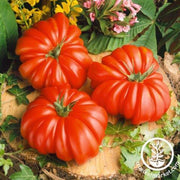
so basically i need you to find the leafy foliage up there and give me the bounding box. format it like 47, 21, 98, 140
9, 164, 37, 180
7, 85, 34, 105
105, 121, 134, 135
133, 0, 156, 19
103, 102, 180, 175
0, 143, 13, 175
36, 154, 67, 168
161, 150, 180, 180
0, 73, 18, 86
81, 13, 153, 54
156, 1, 180, 54
0, 115, 21, 142
0, 0, 18, 72
158, 1, 180, 31
144, 169, 160, 180
119, 146, 141, 174
81, 0, 158, 55
155, 103, 180, 136
172, 52, 180, 65
104, 121, 145, 173
81, 0, 179, 57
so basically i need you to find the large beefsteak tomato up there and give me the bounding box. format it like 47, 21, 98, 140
16, 13, 92, 89
21, 85, 108, 164
88, 45, 171, 125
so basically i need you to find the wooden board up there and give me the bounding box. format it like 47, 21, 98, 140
1, 52, 178, 179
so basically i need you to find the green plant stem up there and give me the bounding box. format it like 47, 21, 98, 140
7, 60, 15, 75
16, 0, 30, 29
5, 148, 24, 156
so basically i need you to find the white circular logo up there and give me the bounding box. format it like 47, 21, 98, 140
141, 138, 174, 171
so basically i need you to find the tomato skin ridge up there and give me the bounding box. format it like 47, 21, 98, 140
88, 45, 171, 125
16, 13, 92, 89
21, 86, 108, 164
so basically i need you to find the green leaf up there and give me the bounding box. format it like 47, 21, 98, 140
158, 1, 180, 31
120, 146, 141, 173
36, 154, 67, 168
157, 18, 180, 54
140, 123, 158, 140
0, 144, 5, 156
10, 164, 37, 180
0, 115, 21, 142
156, 113, 169, 125
133, 24, 157, 59
154, 128, 165, 138
129, 127, 140, 140
101, 136, 111, 147
123, 140, 144, 153
3, 158, 13, 175
163, 121, 175, 136
0, 20, 7, 72
173, 102, 180, 115
172, 116, 180, 131
157, 29, 179, 51
6, 74, 18, 86
0, 73, 8, 84
7, 85, 34, 105
0, 73, 18, 85
0, 0, 18, 51
0, 157, 13, 175
169, 33, 180, 54
105, 122, 134, 135
119, 157, 133, 174
144, 169, 160, 180
178, 175, 180, 180
80, 25, 91, 32
112, 137, 122, 147
81, 14, 152, 54
88, 31, 96, 43
133, 0, 156, 19
0, 0, 18, 71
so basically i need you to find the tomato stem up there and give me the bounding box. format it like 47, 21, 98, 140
128, 65, 154, 82
54, 95, 76, 117
46, 40, 64, 60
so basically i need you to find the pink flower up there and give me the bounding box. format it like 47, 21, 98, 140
113, 24, 123, 33
132, 3, 141, 12
117, 12, 126, 21
83, 0, 91, 8
129, 6, 137, 17
123, 25, 130, 32
123, 0, 132, 7
110, 12, 125, 21
130, 16, 139, 25
90, 12, 96, 22
114, 0, 122, 7
94, 0, 105, 9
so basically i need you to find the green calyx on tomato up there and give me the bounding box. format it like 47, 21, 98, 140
54, 95, 76, 117
15, 13, 92, 89
128, 65, 154, 82
88, 45, 171, 125
21, 86, 108, 164
46, 40, 64, 60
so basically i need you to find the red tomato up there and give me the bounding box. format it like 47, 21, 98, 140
16, 13, 92, 89
21, 85, 108, 164
88, 45, 171, 125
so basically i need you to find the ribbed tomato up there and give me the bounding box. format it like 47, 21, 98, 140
88, 45, 171, 125
21, 85, 108, 164
16, 13, 92, 89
